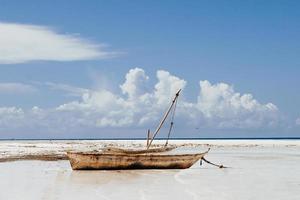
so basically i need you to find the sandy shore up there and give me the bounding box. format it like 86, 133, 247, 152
0, 140, 299, 200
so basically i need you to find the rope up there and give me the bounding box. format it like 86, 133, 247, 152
165, 97, 178, 147
200, 157, 227, 168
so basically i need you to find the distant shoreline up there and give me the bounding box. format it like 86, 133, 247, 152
1, 137, 300, 141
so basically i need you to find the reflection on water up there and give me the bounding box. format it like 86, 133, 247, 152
68, 170, 142, 186
43, 167, 186, 200
67, 168, 186, 185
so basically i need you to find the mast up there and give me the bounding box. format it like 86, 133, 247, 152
146, 89, 181, 149
146, 129, 150, 147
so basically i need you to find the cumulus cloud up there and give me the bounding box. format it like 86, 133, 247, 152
120, 68, 149, 99
0, 82, 37, 94
0, 22, 117, 64
56, 68, 187, 127
0, 68, 281, 137
54, 71, 279, 130
195, 80, 278, 129
154, 70, 186, 105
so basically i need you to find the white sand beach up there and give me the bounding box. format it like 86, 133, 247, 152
0, 140, 299, 200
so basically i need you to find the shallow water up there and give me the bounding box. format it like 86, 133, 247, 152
0, 146, 299, 200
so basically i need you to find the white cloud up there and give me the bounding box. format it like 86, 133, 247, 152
0, 22, 117, 64
0, 82, 36, 94
195, 80, 278, 129
50, 69, 187, 128
0, 68, 282, 136
57, 89, 124, 113
154, 70, 186, 105
43, 69, 279, 130
120, 68, 149, 99
0, 107, 24, 116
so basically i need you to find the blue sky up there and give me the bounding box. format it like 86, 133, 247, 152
0, 0, 299, 138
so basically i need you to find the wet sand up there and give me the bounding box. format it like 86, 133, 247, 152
0, 141, 299, 200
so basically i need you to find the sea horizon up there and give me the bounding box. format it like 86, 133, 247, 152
1, 136, 300, 141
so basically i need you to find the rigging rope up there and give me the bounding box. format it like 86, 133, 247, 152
200, 157, 227, 168
165, 97, 178, 147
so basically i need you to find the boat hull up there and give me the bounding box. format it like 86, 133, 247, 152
67, 152, 206, 170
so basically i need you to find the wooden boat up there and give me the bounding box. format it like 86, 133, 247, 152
67, 89, 208, 170
67, 151, 208, 170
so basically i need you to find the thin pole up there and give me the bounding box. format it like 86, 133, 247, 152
146, 129, 150, 146
147, 89, 181, 149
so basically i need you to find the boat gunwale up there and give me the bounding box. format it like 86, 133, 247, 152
66, 151, 208, 157
101, 146, 176, 154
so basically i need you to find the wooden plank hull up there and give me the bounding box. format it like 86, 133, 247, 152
67, 151, 206, 170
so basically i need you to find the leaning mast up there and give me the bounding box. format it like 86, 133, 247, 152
146, 89, 181, 149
